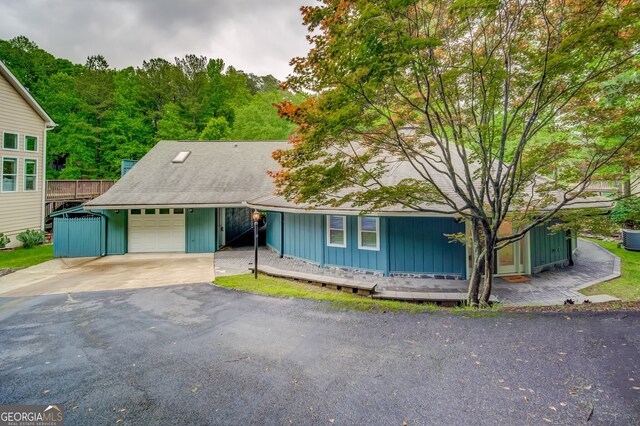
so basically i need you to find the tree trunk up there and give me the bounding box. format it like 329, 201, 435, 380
466, 220, 484, 307
622, 166, 631, 197
480, 236, 495, 306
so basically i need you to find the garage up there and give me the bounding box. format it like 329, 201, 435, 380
128, 208, 185, 253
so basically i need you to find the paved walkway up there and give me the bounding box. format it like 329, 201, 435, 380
213, 239, 620, 306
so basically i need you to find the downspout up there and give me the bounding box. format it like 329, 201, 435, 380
41, 124, 48, 232
42, 122, 55, 233
88, 210, 108, 257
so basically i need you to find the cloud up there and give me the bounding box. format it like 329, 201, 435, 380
0, 0, 312, 79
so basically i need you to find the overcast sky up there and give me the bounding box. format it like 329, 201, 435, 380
0, 0, 313, 80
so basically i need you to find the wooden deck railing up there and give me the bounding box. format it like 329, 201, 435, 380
46, 180, 115, 202
585, 180, 622, 194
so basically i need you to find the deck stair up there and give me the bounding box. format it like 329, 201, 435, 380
254, 264, 499, 304
255, 265, 377, 296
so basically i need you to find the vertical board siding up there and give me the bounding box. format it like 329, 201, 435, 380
266, 211, 282, 254
388, 217, 466, 277
186, 208, 216, 253
530, 223, 569, 269
120, 159, 138, 176
53, 217, 101, 258
282, 212, 323, 264
324, 216, 388, 274
102, 210, 127, 254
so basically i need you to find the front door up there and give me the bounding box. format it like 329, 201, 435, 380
496, 221, 525, 275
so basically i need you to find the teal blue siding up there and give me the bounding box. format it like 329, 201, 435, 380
266, 211, 282, 254
530, 223, 569, 270
324, 216, 388, 274
283, 213, 323, 264
271, 213, 466, 277
53, 217, 102, 258
102, 210, 127, 254
186, 208, 216, 253
121, 159, 138, 176
388, 217, 466, 278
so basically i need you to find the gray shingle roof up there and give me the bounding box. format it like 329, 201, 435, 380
247, 146, 613, 214
85, 140, 288, 208
86, 139, 612, 214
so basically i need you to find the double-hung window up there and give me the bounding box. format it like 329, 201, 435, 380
3, 132, 18, 150
2, 158, 18, 192
327, 215, 346, 248
358, 216, 380, 251
25, 136, 38, 151
24, 159, 37, 191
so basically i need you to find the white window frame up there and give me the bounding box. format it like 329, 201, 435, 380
1, 157, 18, 193
23, 158, 37, 191
327, 215, 347, 248
2, 131, 19, 151
358, 216, 380, 251
24, 135, 38, 152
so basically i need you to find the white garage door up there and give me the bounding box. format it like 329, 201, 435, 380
129, 208, 185, 253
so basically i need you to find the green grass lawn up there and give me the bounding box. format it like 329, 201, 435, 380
579, 239, 640, 301
214, 274, 439, 313
0, 244, 54, 269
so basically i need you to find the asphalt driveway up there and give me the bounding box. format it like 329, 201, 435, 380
0, 254, 214, 297
0, 285, 638, 425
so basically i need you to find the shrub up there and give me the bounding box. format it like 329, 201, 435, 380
16, 229, 46, 249
610, 196, 640, 230
0, 233, 10, 249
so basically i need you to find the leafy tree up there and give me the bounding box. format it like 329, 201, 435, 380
138, 58, 181, 131
275, 0, 640, 306
157, 102, 198, 140
74, 55, 115, 175
229, 91, 304, 140
175, 54, 210, 130
102, 67, 155, 176
611, 196, 640, 230
199, 116, 231, 140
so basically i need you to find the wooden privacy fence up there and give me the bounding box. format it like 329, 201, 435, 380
53, 217, 102, 258
46, 180, 115, 201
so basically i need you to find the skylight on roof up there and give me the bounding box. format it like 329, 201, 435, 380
172, 151, 191, 163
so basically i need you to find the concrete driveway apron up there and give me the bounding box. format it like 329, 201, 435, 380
0, 253, 214, 297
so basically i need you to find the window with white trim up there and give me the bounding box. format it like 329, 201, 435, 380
25, 135, 38, 151
2, 158, 18, 192
358, 216, 380, 251
327, 215, 346, 248
3, 132, 18, 150
24, 159, 37, 191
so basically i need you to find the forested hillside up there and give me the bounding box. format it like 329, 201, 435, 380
0, 36, 304, 179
